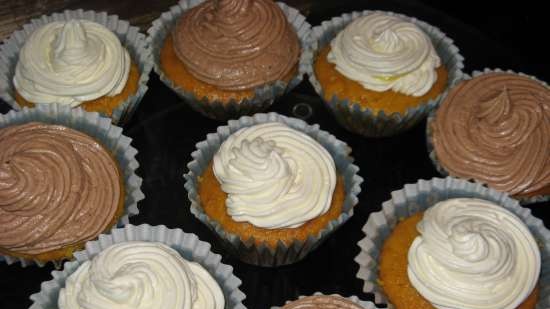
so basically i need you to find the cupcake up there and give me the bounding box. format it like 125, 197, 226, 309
148, 0, 311, 120
308, 11, 464, 137
29, 224, 246, 309
272, 294, 380, 309
355, 177, 550, 309
427, 70, 549, 203
185, 113, 362, 266
0, 10, 152, 125
0, 105, 142, 266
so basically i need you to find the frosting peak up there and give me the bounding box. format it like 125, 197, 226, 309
172, 0, 300, 90
14, 20, 130, 106
407, 198, 540, 309
213, 122, 336, 229
432, 72, 550, 196
58, 242, 224, 309
327, 13, 441, 96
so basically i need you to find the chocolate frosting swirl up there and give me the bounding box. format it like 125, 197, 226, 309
432, 72, 550, 196
0, 123, 121, 255
172, 0, 300, 90
281, 295, 366, 309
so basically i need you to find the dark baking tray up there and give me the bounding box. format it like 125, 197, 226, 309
1, 0, 548, 308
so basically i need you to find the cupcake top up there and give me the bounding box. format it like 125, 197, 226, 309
172, 0, 300, 91
0, 122, 122, 256
432, 72, 550, 196
281, 295, 366, 309
213, 122, 336, 229
407, 198, 540, 309
58, 241, 224, 309
13, 19, 130, 106
328, 12, 441, 96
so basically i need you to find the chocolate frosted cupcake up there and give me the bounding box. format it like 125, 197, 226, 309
273, 294, 379, 309
0, 105, 142, 266
0, 10, 152, 125
427, 70, 549, 202
148, 0, 311, 120
0, 123, 124, 263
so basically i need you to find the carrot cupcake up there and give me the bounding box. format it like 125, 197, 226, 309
308, 11, 464, 137
427, 69, 549, 203
0, 10, 152, 125
148, 0, 311, 120
0, 105, 143, 266
185, 113, 362, 266
30, 224, 246, 309
355, 177, 550, 309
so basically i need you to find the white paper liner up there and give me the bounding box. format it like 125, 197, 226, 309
184, 113, 363, 266
271, 292, 380, 309
307, 10, 464, 137
28, 224, 247, 309
0, 105, 144, 267
354, 177, 550, 308
426, 68, 550, 205
0, 9, 153, 125
147, 0, 312, 120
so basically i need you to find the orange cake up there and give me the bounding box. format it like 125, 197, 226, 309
16, 61, 140, 117
160, 0, 300, 104
198, 162, 345, 247
0, 123, 125, 263
315, 46, 448, 115
379, 200, 540, 309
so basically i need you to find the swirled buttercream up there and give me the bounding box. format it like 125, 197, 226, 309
407, 198, 540, 309
212, 122, 336, 229
0, 123, 121, 255
172, 0, 300, 90
281, 295, 366, 309
327, 13, 441, 96
432, 72, 550, 196
58, 242, 224, 309
13, 19, 130, 106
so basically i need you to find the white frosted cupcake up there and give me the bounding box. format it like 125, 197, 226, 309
355, 177, 550, 309
0, 10, 152, 125
185, 113, 362, 266
30, 224, 246, 309
308, 11, 464, 137
59, 242, 224, 309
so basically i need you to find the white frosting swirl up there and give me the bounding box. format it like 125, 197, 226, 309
213, 122, 336, 229
407, 198, 540, 309
328, 13, 441, 96
58, 242, 224, 309
13, 19, 130, 106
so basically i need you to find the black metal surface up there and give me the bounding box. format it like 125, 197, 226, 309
1, 1, 549, 308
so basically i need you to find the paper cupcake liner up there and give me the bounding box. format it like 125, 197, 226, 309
354, 177, 550, 308
426, 68, 550, 205
0, 9, 153, 126
271, 292, 381, 309
0, 105, 144, 267
147, 0, 312, 121
184, 112, 363, 266
307, 10, 464, 137
28, 224, 247, 309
